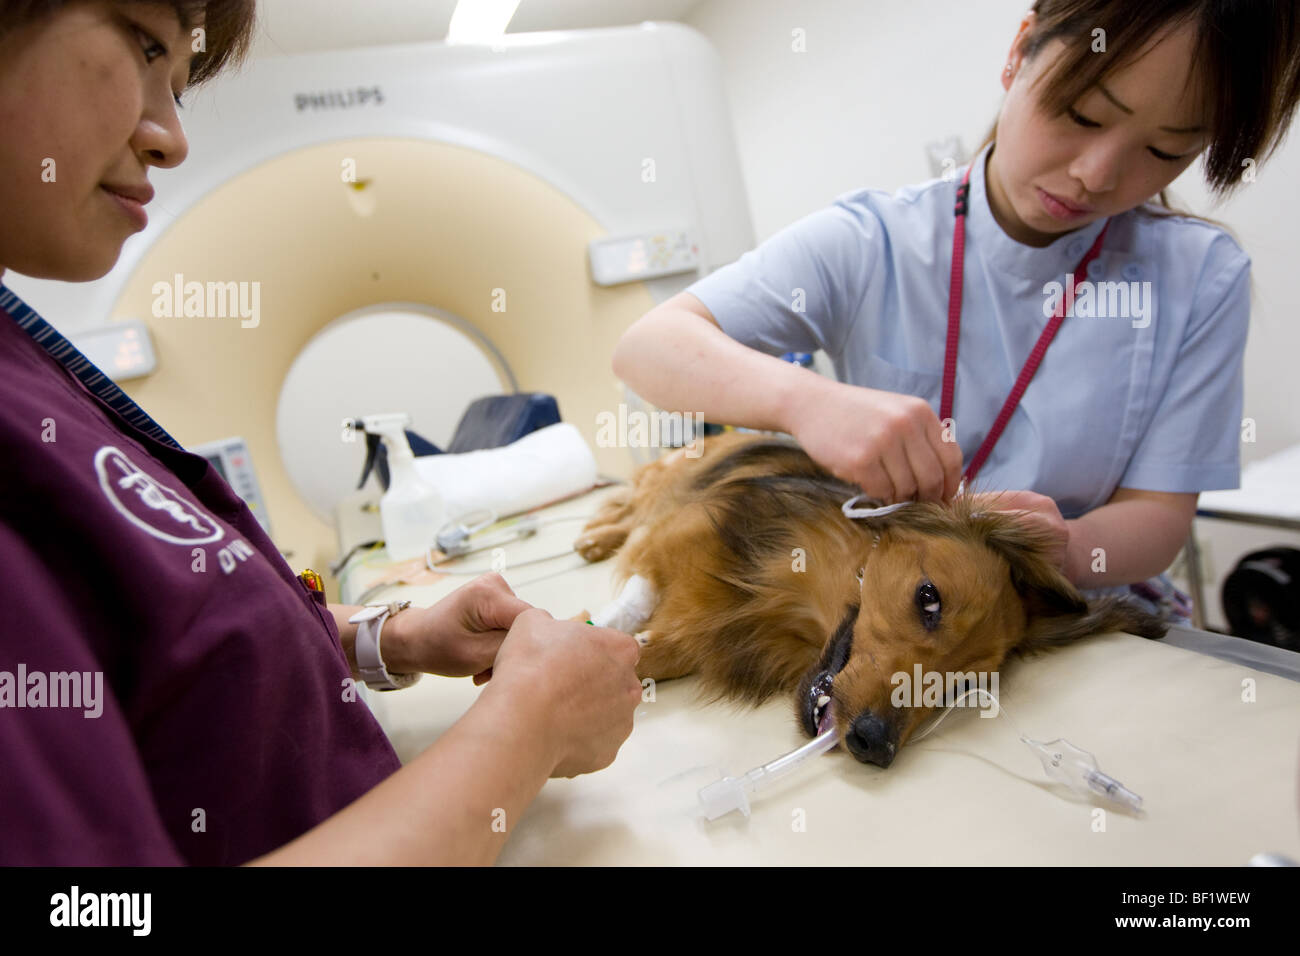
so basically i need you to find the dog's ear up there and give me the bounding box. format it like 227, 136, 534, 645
984, 514, 1170, 649
1020, 585, 1169, 649
1012, 556, 1087, 622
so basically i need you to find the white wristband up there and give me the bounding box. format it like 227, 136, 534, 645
349, 600, 419, 691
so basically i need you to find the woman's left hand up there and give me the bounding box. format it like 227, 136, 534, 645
970, 490, 1072, 576
385, 572, 535, 683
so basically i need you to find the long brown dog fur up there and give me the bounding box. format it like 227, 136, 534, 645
575, 432, 1168, 766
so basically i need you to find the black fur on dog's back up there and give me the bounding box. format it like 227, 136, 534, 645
688, 437, 862, 570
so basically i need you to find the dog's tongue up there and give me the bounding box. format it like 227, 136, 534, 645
817, 699, 837, 736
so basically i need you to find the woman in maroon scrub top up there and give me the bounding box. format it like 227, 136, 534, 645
0, 1, 641, 866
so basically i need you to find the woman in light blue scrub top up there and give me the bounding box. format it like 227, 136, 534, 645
621, 1, 1300, 625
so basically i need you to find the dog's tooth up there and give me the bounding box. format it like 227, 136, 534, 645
924, 602, 940, 613
817, 694, 830, 708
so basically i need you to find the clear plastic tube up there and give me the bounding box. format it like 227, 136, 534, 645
912, 688, 1144, 812
699, 686, 1144, 820
698, 728, 838, 821
1022, 736, 1144, 812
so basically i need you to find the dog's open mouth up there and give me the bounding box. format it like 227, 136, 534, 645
800, 604, 857, 737
810, 672, 837, 735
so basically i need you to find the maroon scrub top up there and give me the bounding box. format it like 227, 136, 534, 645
0, 285, 402, 864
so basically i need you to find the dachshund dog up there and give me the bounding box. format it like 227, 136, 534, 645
575, 432, 1167, 767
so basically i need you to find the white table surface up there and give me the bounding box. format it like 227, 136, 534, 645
1199, 442, 1300, 520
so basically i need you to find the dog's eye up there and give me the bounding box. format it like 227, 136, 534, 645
916, 579, 941, 631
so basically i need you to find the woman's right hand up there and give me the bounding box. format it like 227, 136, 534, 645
478, 608, 642, 778
788, 377, 964, 504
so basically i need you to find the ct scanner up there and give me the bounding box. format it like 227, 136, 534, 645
7, 22, 754, 584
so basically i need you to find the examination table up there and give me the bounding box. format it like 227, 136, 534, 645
336, 485, 1300, 866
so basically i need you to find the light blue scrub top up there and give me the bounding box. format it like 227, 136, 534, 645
686, 144, 1250, 608
687, 142, 1250, 520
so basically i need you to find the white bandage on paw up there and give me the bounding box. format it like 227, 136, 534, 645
591, 573, 658, 633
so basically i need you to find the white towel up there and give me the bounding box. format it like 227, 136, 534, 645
412, 422, 598, 520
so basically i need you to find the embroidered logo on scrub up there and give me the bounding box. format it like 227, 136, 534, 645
94, 445, 225, 545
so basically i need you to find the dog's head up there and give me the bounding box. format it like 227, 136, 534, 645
794, 493, 1168, 767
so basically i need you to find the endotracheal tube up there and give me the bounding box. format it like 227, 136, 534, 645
697, 687, 1143, 821
698, 728, 839, 821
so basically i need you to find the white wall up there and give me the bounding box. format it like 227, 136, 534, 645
685, 0, 1300, 627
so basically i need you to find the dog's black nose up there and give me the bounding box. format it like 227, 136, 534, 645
845, 712, 897, 767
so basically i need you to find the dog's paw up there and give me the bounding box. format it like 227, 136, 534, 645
573, 524, 631, 562
580, 489, 635, 530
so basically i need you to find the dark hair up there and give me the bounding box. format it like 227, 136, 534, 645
1, 1, 257, 88
982, 0, 1300, 200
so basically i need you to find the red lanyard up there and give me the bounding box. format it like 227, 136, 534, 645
940, 163, 1109, 484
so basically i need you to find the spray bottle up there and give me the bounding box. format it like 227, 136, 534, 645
351, 413, 445, 561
